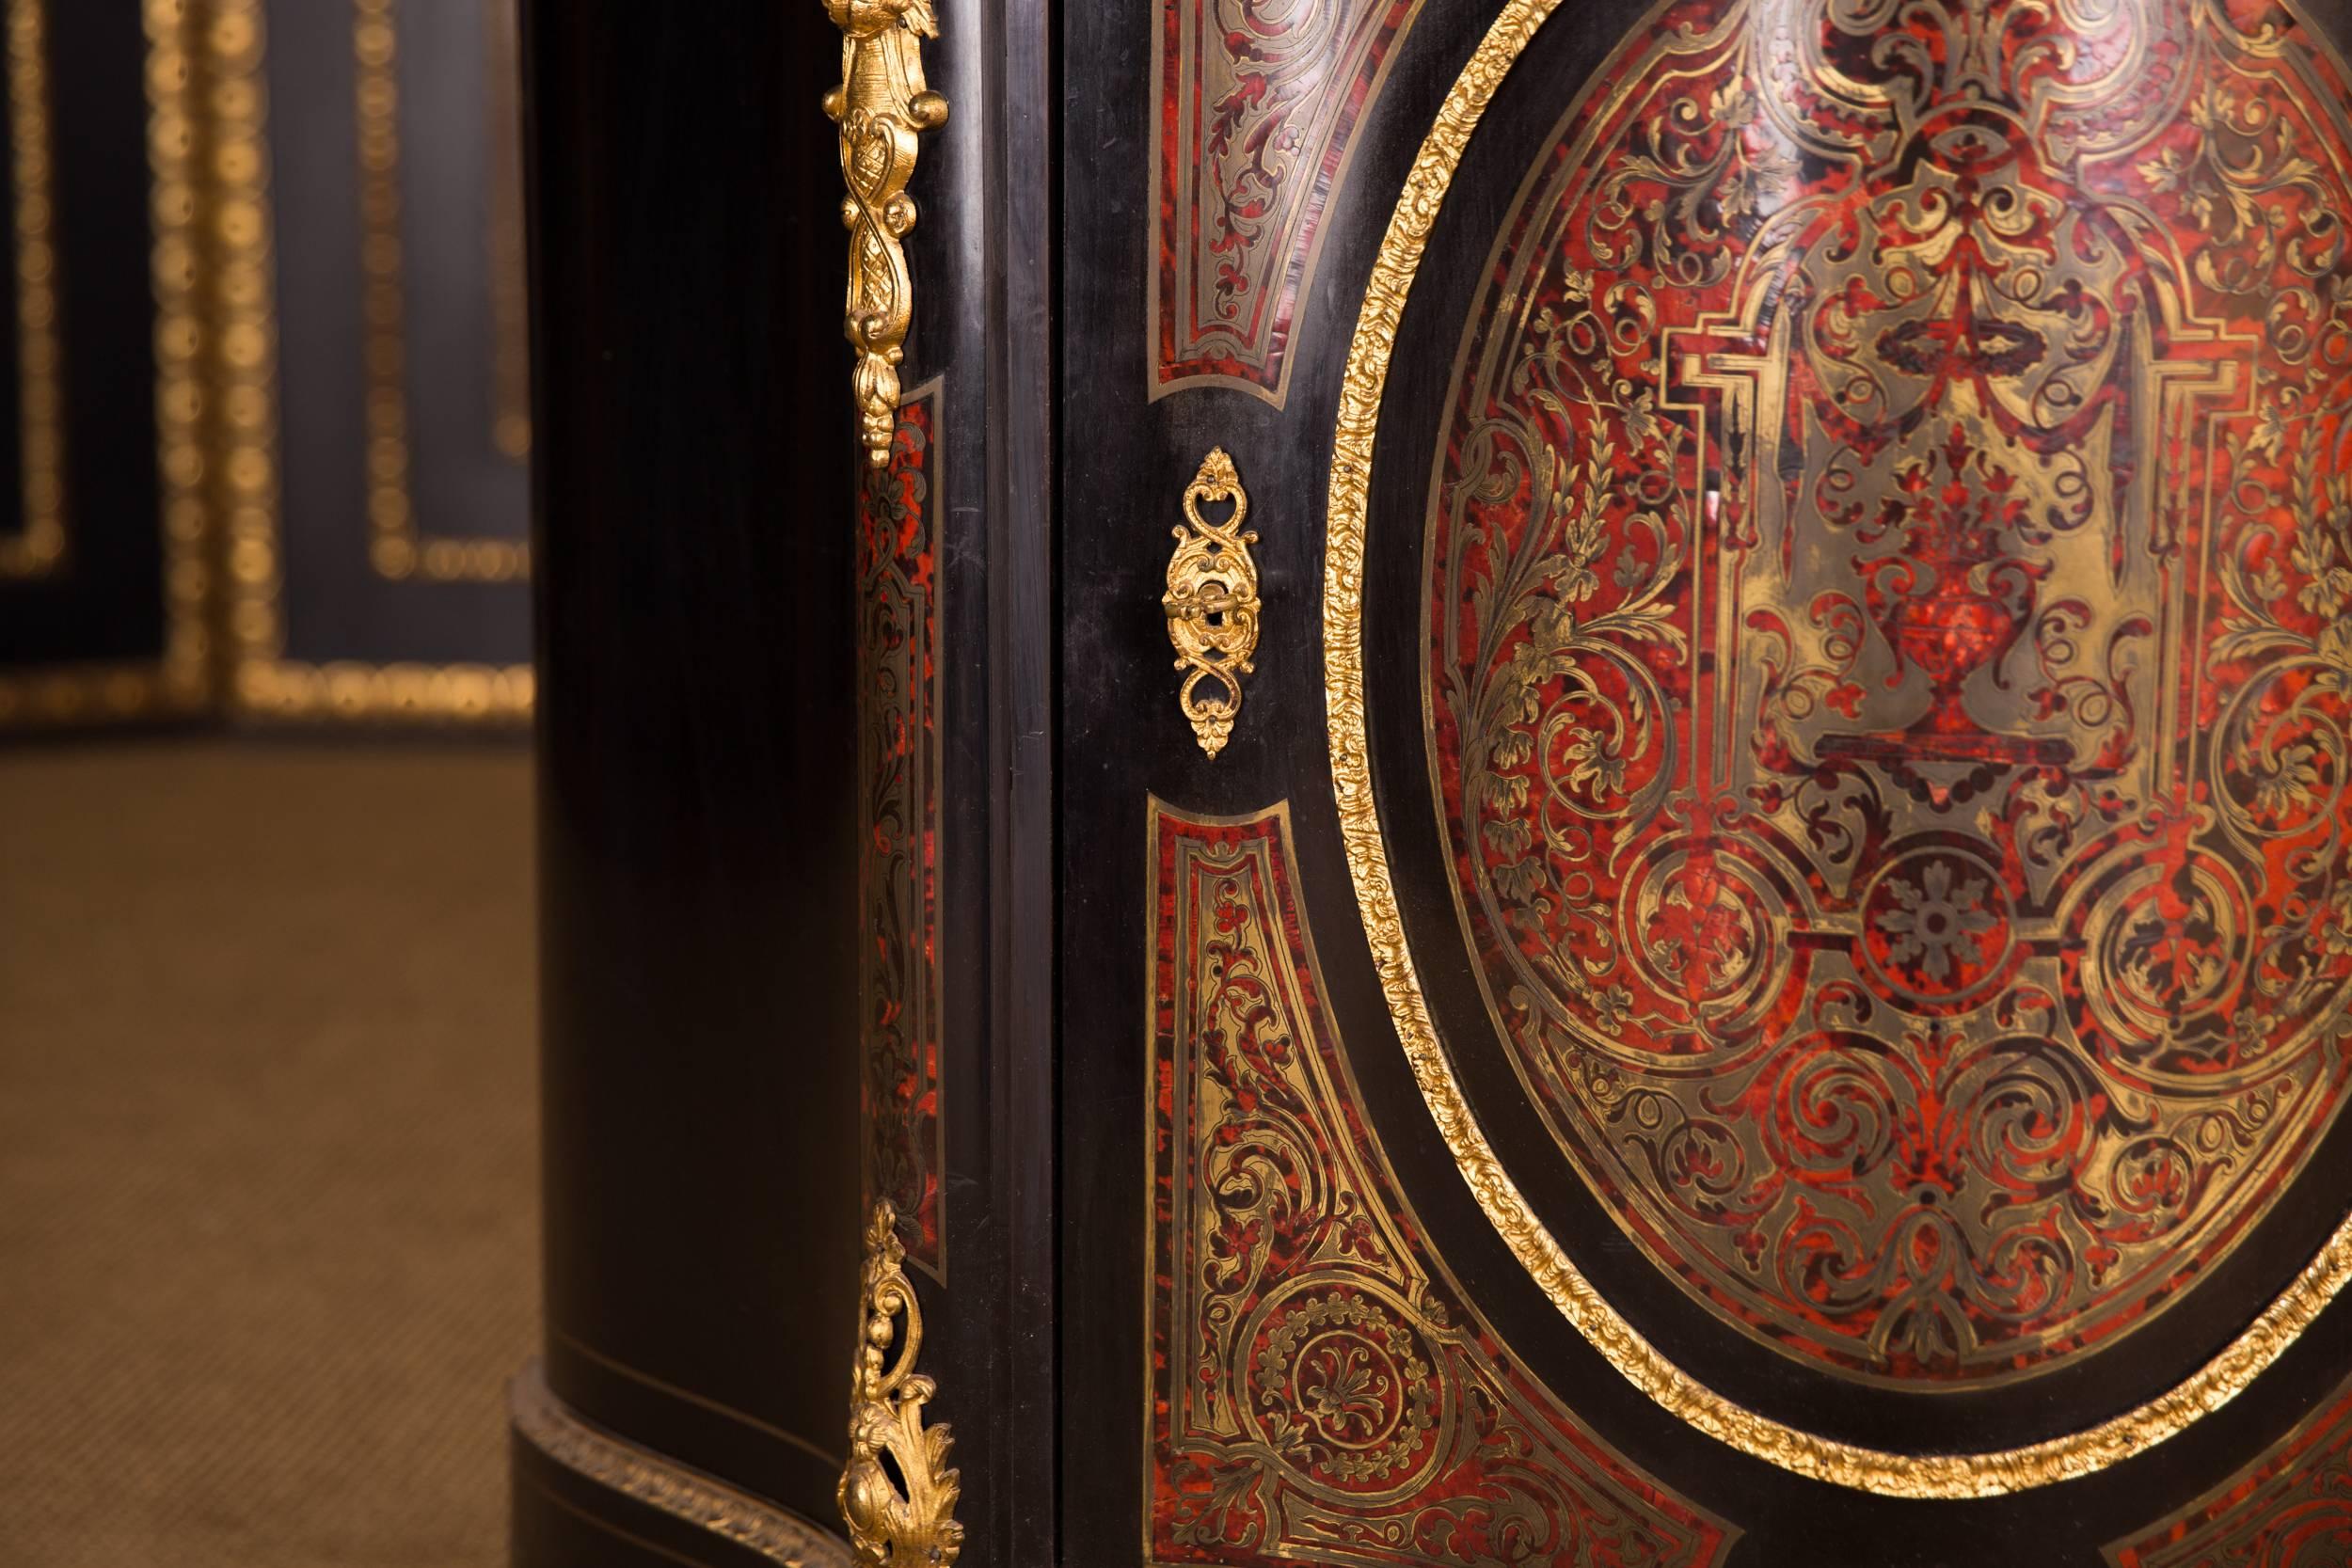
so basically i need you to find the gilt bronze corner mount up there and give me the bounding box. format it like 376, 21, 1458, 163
821, 0, 947, 467
839, 1200, 961, 1568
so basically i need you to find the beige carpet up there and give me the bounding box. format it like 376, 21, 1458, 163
0, 741, 539, 1568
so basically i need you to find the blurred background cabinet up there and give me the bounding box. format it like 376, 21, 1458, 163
241, 0, 531, 720
0, 0, 532, 732
0, 0, 201, 728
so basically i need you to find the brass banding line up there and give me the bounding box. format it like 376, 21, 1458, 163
551, 1327, 845, 1470
510, 1358, 850, 1568
1322, 0, 2352, 1498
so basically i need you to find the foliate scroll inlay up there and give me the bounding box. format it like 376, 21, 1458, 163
2107, 1374, 2352, 1566
1426, 0, 2352, 1388
859, 386, 943, 1276
1147, 800, 1737, 1568
1151, 0, 1424, 404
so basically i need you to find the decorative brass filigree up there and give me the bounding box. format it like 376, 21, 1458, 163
858, 386, 945, 1280
1149, 0, 1430, 405
1162, 448, 1261, 758
839, 1200, 961, 1568
1422, 0, 2350, 1399
1322, 0, 2352, 1500
1146, 799, 1738, 1568
822, 0, 946, 467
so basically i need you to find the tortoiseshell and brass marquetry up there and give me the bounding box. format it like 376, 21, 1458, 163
1146, 800, 1737, 1568
1429, 0, 2352, 1386
859, 379, 946, 1281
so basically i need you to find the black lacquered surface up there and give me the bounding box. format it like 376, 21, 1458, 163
523, 0, 861, 1528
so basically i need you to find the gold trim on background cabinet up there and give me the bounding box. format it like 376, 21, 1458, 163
511, 1359, 853, 1568
203, 0, 531, 722
0, 0, 65, 580
0, 0, 211, 727
352, 0, 528, 584
483, 0, 528, 462
1322, 0, 2352, 1499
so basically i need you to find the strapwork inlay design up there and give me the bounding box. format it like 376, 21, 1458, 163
1425, 0, 2352, 1386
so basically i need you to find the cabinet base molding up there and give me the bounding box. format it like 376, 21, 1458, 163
509, 1359, 850, 1568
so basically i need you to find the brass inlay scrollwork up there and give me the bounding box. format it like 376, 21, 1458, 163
822, 0, 946, 467
1162, 448, 1260, 758
1145, 799, 1738, 1568
1148, 0, 1429, 405
1322, 0, 2352, 1499
839, 1199, 961, 1568
1421, 0, 2352, 1398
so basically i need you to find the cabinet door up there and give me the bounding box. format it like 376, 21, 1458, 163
1060, 4, 2352, 1565
0, 0, 204, 730
210, 0, 532, 724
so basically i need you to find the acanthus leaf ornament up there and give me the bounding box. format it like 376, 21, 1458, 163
1163, 449, 1262, 758
821, 0, 946, 467
839, 1199, 962, 1568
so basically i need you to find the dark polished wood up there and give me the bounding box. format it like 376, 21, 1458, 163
516, 1, 1057, 1562
521, 0, 864, 1541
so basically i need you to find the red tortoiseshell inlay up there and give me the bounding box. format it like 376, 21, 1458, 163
1152, 0, 1422, 403
1424, 0, 2352, 1385
1147, 800, 1736, 1568
859, 388, 943, 1276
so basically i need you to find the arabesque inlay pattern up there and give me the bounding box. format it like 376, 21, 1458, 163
859, 386, 943, 1276
1151, 0, 1424, 404
1147, 800, 1736, 1568
1426, 0, 2352, 1387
